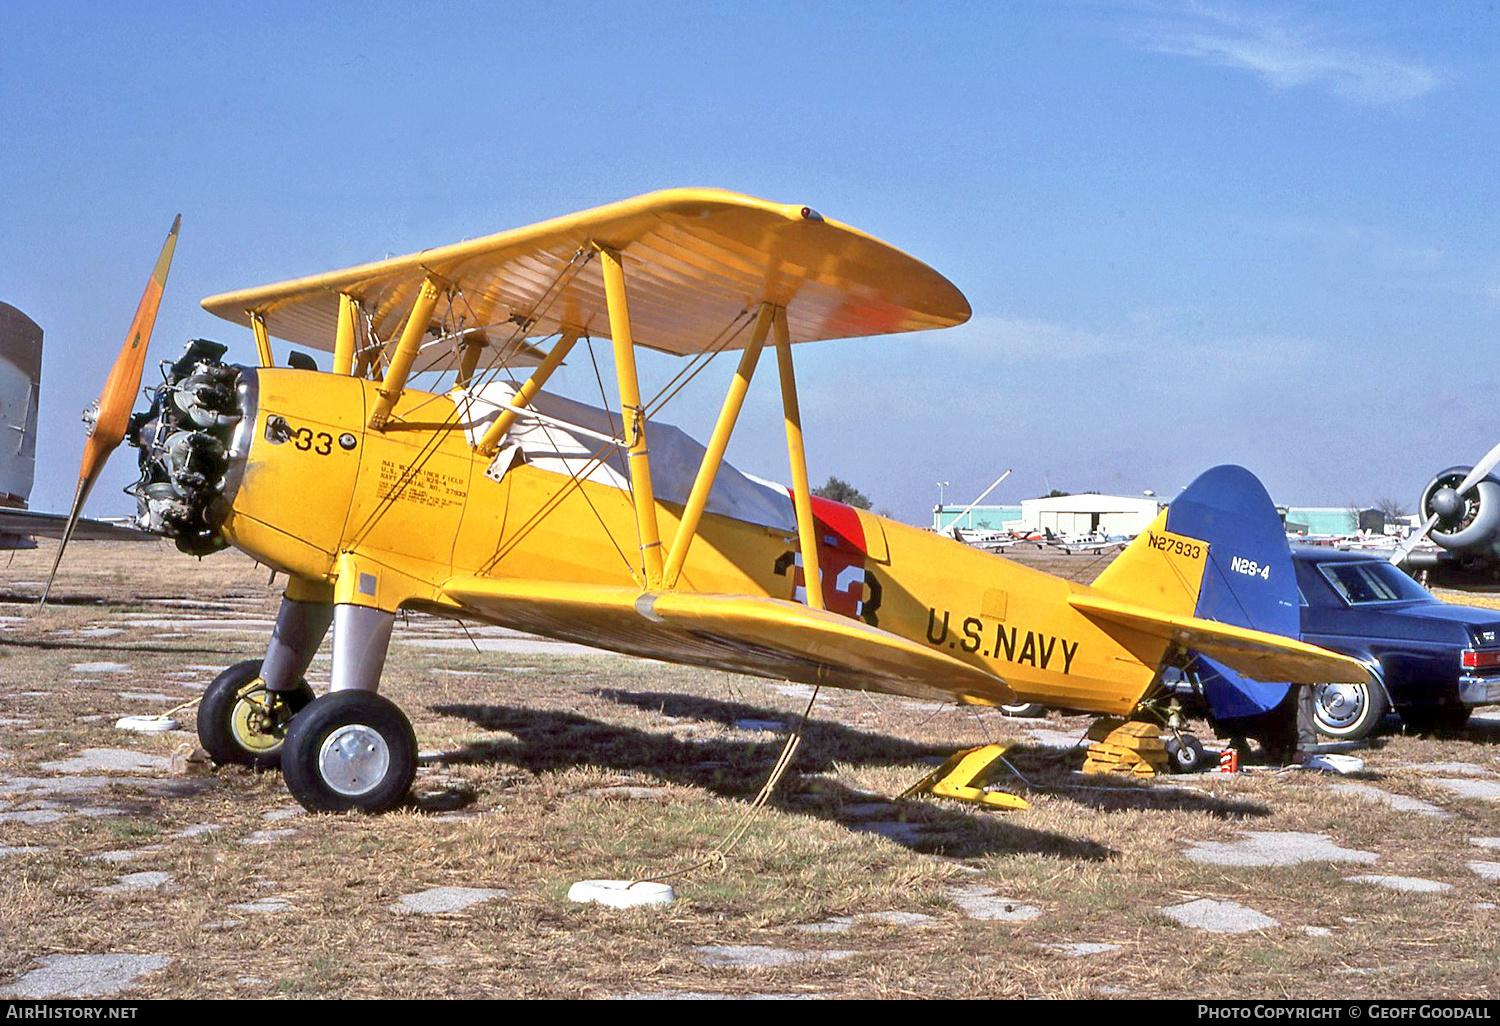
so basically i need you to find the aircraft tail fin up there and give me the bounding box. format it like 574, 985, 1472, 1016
1093, 465, 1299, 634
0, 303, 42, 549
1085, 466, 1360, 703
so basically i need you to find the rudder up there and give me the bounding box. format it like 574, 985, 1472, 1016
1090, 465, 1299, 717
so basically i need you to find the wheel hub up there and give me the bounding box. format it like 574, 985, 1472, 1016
318, 725, 391, 797
1315, 683, 1365, 729
230, 687, 289, 754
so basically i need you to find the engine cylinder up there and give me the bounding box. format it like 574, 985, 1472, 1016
127, 340, 249, 555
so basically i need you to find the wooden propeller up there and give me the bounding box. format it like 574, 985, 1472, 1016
38, 215, 180, 608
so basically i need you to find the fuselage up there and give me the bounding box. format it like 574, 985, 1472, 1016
206, 367, 1165, 716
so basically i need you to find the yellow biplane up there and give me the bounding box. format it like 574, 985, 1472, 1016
49, 189, 1371, 812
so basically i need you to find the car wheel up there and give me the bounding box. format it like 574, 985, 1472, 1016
197, 659, 315, 769
1399, 703, 1472, 734
1311, 680, 1388, 741
281, 691, 417, 813
1165, 734, 1206, 774
999, 702, 1047, 718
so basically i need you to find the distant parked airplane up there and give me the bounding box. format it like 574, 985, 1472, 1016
0, 301, 150, 549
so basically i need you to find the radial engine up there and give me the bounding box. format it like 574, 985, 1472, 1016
127, 340, 249, 555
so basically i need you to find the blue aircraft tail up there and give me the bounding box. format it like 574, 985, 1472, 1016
1162, 465, 1297, 719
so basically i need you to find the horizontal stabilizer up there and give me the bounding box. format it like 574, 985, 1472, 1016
1068, 592, 1371, 686
441, 577, 1014, 705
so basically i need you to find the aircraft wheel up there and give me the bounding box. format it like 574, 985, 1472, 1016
999, 702, 1047, 718
1311, 680, 1388, 741
1165, 734, 1206, 774
281, 691, 416, 813
197, 660, 314, 769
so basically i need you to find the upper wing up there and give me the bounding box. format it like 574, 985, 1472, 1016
440, 576, 1015, 706
1068, 592, 1372, 685
201, 189, 971, 371
0, 508, 151, 542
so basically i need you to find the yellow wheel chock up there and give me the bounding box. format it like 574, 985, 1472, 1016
898, 743, 1030, 810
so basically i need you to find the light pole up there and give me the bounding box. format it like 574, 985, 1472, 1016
936, 482, 950, 528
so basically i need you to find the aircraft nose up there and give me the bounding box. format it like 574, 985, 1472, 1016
1431, 486, 1463, 521
127, 339, 250, 555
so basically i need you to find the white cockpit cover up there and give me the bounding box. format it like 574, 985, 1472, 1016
450, 383, 798, 534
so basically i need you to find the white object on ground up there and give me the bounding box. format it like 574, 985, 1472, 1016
115, 716, 180, 733
1302, 754, 1364, 774
567, 879, 675, 908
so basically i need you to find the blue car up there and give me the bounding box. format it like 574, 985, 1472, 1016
1290, 547, 1500, 739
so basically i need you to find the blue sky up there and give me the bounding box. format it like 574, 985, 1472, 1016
2, 0, 1496, 525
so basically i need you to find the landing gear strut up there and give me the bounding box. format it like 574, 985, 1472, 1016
273, 600, 412, 813
204, 586, 418, 813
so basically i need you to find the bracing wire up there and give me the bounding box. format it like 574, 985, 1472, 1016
349, 250, 592, 544
635, 684, 821, 886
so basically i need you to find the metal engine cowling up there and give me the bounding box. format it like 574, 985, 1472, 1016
127, 340, 250, 555
1420, 465, 1500, 551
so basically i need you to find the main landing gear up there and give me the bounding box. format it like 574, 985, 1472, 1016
281, 691, 417, 813
197, 659, 314, 769
197, 592, 417, 814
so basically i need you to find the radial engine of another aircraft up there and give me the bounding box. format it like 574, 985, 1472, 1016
1420, 465, 1500, 552
127, 339, 250, 555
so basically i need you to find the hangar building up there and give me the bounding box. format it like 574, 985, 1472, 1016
934, 493, 1163, 536
933, 496, 1395, 538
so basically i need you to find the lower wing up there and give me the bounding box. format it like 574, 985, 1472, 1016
440, 577, 1016, 706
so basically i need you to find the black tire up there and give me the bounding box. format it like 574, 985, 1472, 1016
1399, 703, 1472, 734
1165, 734, 1207, 774
281, 691, 416, 813
197, 659, 315, 769
1311, 680, 1389, 741
1000, 702, 1047, 718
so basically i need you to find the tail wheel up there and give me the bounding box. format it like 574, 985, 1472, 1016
1311, 679, 1388, 741
1165, 733, 1206, 774
197, 659, 314, 769
281, 691, 416, 813
999, 702, 1047, 718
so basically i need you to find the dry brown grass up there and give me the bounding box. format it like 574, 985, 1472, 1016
0, 541, 1496, 998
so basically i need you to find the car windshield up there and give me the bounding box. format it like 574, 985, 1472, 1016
1317, 560, 1431, 605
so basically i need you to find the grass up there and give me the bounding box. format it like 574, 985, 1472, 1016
0, 541, 1496, 997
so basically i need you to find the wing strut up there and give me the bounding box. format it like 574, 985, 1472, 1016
474, 328, 582, 457
249, 312, 275, 368
774, 307, 824, 610
369, 275, 444, 429
598, 245, 665, 586
663, 304, 774, 586
333, 293, 359, 375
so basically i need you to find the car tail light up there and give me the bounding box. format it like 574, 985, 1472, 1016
1461, 649, 1500, 669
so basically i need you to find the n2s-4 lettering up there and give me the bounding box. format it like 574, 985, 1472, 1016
1230, 555, 1271, 581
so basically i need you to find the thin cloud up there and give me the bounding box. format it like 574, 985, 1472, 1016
922, 314, 1113, 360
920, 312, 1324, 370
1124, 2, 1440, 106
1250, 217, 1446, 269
